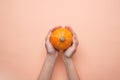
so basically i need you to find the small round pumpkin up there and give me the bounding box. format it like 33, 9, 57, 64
50, 27, 73, 50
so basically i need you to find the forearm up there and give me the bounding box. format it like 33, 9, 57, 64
38, 53, 57, 80
63, 56, 80, 80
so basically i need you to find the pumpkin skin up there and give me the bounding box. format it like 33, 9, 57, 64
50, 27, 73, 50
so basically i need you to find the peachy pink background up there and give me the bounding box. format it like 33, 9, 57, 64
0, 0, 120, 80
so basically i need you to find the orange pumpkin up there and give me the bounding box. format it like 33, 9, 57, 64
50, 27, 73, 50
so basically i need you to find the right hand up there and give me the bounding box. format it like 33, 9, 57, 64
63, 26, 79, 58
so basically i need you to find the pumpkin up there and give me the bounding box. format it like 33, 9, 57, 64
50, 27, 73, 50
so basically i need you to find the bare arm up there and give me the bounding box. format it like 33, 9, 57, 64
63, 26, 80, 80
38, 53, 57, 80
63, 56, 79, 80
38, 27, 59, 80
38, 26, 80, 80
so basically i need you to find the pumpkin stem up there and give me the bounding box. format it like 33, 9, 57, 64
60, 36, 65, 42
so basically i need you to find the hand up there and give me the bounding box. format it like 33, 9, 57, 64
45, 27, 61, 55
63, 26, 79, 58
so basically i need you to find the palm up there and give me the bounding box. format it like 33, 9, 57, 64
45, 27, 62, 54
64, 26, 79, 57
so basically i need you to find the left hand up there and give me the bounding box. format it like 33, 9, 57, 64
45, 27, 61, 55
63, 26, 79, 58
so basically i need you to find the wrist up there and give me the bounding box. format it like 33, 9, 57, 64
62, 55, 72, 63
47, 52, 58, 59
63, 53, 72, 59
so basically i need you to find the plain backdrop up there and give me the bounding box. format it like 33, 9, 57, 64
0, 0, 120, 80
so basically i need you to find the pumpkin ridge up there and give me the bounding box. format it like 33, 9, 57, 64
50, 27, 72, 50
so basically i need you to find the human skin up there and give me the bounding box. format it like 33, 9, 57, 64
0, 0, 120, 80
38, 27, 80, 80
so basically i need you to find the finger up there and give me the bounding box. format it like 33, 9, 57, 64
64, 45, 76, 57
45, 26, 62, 41
65, 26, 78, 43
65, 26, 76, 35
65, 26, 79, 46
54, 26, 62, 30
73, 33, 79, 43
73, 37, 79, 47
45, 41, 54, 49
52, 26, 62, 32
45, 30, 52, 41
75, 34, 79, 46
